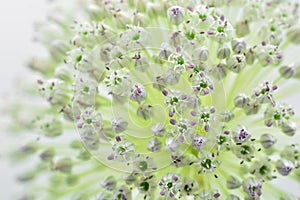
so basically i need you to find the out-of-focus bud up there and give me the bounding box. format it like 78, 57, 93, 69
217, 45, 231, 59
167, 6, 185, 25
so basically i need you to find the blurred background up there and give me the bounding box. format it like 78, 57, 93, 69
0, 1, 48, 199
0, 0, 300, 199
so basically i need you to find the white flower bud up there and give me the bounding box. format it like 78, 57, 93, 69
151, 122, 165, 137
235, 20, 250, 37
112, 117, 128, 133
245, 47, 257, 65
227, 54, 246, 73
54, 65, 74, 82
114, 11, 131, 29
276, 159, 294, 176
39, 148, 55, 162
220, 109, 234, 122
52, 158, 73, 173
101, 176, 117, 191
165, 138, 180, 152
130, 83, 147, 103
39, 115, 63, 138
167, 6, 184, 25
260, 134, 277, 149
133, 12, 148, 27
234, 94, 250, 108
49, 40, 69, 61
153, 75, 166, 90
281, 120, 297, 136
166, 70, 181, 85
217, 45, 231, 59
187, 94, 201, 108
279, 65, 295, 79
195, 46, 209, 61
137, 104, 154, 120
147, 138, 162, 152
211, 63, 228, 80
287, 25, 300, 44
231, 38, 247, 53
226, 176, 241, 189
244, 101, 261, 115
133, 52, 149, 72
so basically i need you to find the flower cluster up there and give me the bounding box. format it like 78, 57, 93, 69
6, 0, 300, 199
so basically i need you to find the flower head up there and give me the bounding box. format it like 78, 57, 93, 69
5, 0, 300, 199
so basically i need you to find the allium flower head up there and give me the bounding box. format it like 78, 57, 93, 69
4, 0, 300, 199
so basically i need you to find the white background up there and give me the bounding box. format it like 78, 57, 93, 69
0, 1, 48, 199
0, 0, 300, 199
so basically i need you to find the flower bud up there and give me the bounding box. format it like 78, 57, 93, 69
220, 109, 234, 122
211, 63, 228, 80
114, 11, 131, 29
279, 65, 295, 79
195, 46, 209, 61
226, 176, 241, 189
244, 101, 261, 115
287, 25, 300, 44
151, 122, 165, 137
217, 45, 231, 59
245, 47, 256, 65
137, 104, 154, 120
153, 75, 166, 90
39, 115, 63, 138
133, 12, 149, 27
231, 38, 247, 53
101, 176, 117, 191
49, 40, 69, 61
227, 54, 246, 73
187, 94, 201, 108
260, 134, 277, 149
281, 144, 300, 163
235, 20, 250, 37
112, 117, 128, 133
167, 6, 184, 25
130, 83, 147, 103
276, 159, 294, 176
39, 148, 55, 162
133, 52, 149, 72
165, 138, 180, 152
166, 70, 181, 85
281, 120, 297, 136
234, 93, 250, 108
52, 158, 73, 173
147, 138, 162, 152
54, 65, 74, 83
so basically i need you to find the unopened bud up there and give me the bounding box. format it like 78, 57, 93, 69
151, 122, 165, 137
147, 138, 162, 152
276, 159, 294, 176
260, 134, 277, 149
281, 120, 297, 136
137, 104, 154, 120
112, 117, 128, 133
279, 65, 295, 79
217, 45, 231, 59
226, 176, 241, 189
232, 38, 247, 53
227, 54, 246, 73
234, 93, 250, 108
